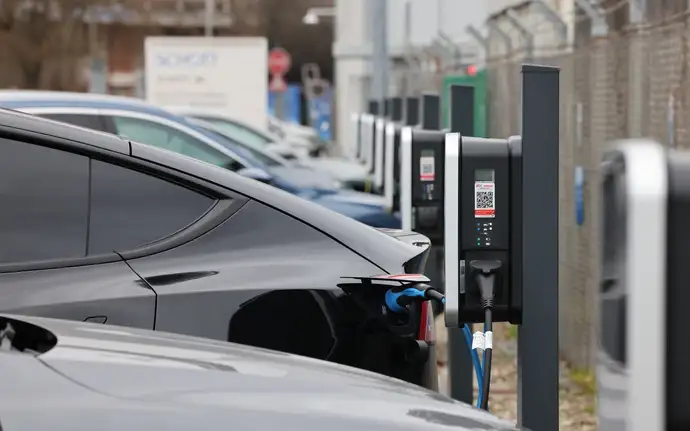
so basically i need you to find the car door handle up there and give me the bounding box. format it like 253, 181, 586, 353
83, 316, 107, 324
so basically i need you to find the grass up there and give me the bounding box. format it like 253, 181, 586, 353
505, 325, 518, 340
569, 368, 596, 395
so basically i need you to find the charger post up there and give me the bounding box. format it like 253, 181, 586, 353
384, 97, 421, 212
442, 65, 560, 430
399, 90, 475, 404
421, 93, 441, 130
404, 97, 420, 127
377, 97, 404, 194
359, 99, 380, 174
382, 97, 405, 210
446, 84, 478, 405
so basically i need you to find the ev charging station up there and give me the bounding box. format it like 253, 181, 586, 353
358, 100, 379, 174
396, 65, 560, 430
598, 140, 690, 431
350, 112, 361, 161
374, 97, 403, 193
384, 97, 420, 212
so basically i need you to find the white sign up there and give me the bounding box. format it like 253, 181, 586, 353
145, 36, 268, 131
474, 181, 495, 218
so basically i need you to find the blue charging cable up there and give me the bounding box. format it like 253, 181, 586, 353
463, 324, 484, 408
385, 284, 485, 408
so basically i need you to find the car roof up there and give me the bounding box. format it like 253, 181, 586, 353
0, 90, 262, 168
0, 106, 130, 154
0, 90, 180, 121
166, 106, 265, 131
0, 108, 419, 271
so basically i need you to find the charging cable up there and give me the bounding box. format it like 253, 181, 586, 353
462, 323, 484, 407
384, 283, 485, 408
469, 260, 502, 410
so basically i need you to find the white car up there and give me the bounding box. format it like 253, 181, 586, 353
166, 106, 373, 192
268, 114, 331, 154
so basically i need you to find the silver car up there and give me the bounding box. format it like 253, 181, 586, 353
0, 314, 522, 431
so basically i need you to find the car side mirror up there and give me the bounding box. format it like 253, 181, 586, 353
237, 167, 274, 184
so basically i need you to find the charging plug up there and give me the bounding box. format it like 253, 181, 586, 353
469, 260, 502, 308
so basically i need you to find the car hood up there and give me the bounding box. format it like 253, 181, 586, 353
3, 315, 521, 431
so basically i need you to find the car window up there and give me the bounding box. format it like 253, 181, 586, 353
0, 139, 89, 263
111, 116, 242, 171
192, 116, 272, 148
88, 160, 216, 254
38, 113, 105, 132
197, 125, 283, 168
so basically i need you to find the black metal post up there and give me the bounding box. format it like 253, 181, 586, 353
368, 100, 379, 116
517, 64, 560, 431
391, 97, 403, 122
449, 85, 475, 137
421, 94, 441, 130
404, 97, 420, 126
446, 84, 476, 405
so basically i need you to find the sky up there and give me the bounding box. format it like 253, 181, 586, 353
387, 0, 488, 46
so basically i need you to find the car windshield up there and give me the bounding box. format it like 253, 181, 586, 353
192, 116, 273, 149
193, 126, 282, 168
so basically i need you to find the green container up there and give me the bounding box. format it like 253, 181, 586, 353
441, 71, 487, 138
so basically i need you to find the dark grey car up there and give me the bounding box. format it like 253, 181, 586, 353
0, 314, 520, 431
0, 108, 437, 388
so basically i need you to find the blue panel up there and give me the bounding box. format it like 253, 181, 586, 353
307, 87, 332, 142
268, 85, 302, 125
574, 165, 584, 226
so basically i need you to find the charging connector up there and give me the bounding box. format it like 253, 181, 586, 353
469, 260, 502, 410
384, 283, 445, 313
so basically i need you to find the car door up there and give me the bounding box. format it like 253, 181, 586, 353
0, 134, 157, 328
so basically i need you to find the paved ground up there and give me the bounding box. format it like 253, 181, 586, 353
435, 317, 597, 430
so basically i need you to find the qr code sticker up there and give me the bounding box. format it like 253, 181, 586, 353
475, 191, 494, 209
422, 164, 433, 174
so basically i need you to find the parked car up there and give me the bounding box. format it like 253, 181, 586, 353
189, 117, 390, 209
167, 106, 373, 192
0, 107, 435, 388
268, 113, 332, 155
0, 91, 398, 228
0, 314, 520, 431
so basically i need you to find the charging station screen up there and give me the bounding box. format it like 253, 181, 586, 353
475, 169, 495, 182
474, 169, 495, 218
420, 150, 435, 181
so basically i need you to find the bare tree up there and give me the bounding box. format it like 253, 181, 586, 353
0, 0, 145, 90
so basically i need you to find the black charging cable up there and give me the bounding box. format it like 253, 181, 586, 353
470, 260, 502, 411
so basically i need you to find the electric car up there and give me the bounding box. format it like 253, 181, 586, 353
167, 106, 373, 191
0, 91, 398, 228
0, 314, 520, 431
0, 108, 436, 388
